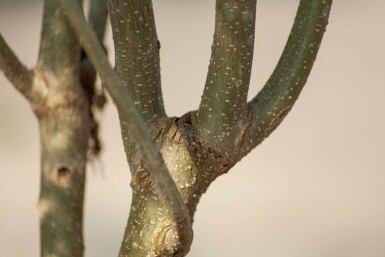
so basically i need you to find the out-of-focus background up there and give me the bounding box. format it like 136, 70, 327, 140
1, 0, 385, 256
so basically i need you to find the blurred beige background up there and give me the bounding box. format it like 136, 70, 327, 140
1, 0, 385, 256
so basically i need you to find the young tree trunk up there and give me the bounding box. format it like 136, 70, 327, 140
0, 0, 332, 256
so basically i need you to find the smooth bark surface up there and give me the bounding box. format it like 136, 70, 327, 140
37, 86, 89, 257
195, 0, 256, 151
36, 1, 90, 256
38, 0, 81, 90
108, 0, 166, 122
237, 0, 332, 158
0, 34, 33, 100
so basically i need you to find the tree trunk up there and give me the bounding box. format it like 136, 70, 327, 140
0, 0, 332, 256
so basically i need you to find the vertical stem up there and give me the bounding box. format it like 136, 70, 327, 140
38, 0, 81, 88
81, 0, 108, 88
36, 1, 89, 256
195, 0, 256, 150
37, 90, 90, 257
89, 0, 108, 43
108, 0, 166, 121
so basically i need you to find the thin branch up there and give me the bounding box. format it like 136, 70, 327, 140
194, 0, 257, 151
79, 0, 109, 158
80, 0, 108, 89
108, 0, 166, 121
58, 0, 192, 248
239, 0, 332, 157
0, 34, 33, 100
81, 0, 108, 85
37, 0, 81, 89
88, 0, 108, 43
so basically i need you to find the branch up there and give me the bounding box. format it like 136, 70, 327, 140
194, 0, 257, 151
239, 0, 332, 157
58, 0, 192, 249
88, 0, 108, 43
37, 0, 81, 88
81, 0, 108, 87
0, 34, 33, 100
35, 2, 88, 257
79, 0, 109, 158
80, 0, 108, 89
108, 0, 166, 121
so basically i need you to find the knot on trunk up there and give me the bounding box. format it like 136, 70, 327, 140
130, 161, 154, 191
154, 223, 193, 257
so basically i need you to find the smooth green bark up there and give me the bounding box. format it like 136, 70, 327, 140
237, 0, 332, 158
108, 0, 166, 122
36, 1, 90, 257
89, 0, 108, 43
38, 87, 89, 257
38, 0, 81, 89
195, 0, 256, 151
0, 34, 33, 100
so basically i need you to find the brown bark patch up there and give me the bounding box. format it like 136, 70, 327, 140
266, 105, 292, 134
131, 162, 154, 191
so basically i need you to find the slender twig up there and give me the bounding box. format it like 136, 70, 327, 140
58, 0, 192, 246
0, 34, 33, 100
89, 0, 108, 43
239, 0, 332, 157
195, 0, 257, 151
108, 0, 166, 121
81, 0, 108, 88
79, 0, 109, 158
81, 0, 108, 82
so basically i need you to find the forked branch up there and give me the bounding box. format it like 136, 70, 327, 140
238, 0, 332, 157
58, 0, 192, 251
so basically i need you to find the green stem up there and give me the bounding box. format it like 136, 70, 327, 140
38, 90, 90, 257
57, 0, 192, 253
108, 0, 166, 121
79, 0, 109, 158
37, 0, 81, 89
195, 0, 256, 151
238, 0, 332, 157
89, 0, 108, 43
0, 34, 33, 100
81, 0, 108, 85
36, 1, 89, 256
